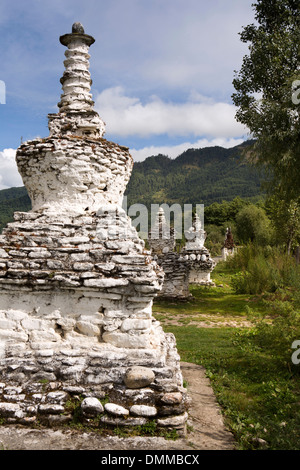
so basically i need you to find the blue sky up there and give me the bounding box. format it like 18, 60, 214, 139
0, 0, 255, 189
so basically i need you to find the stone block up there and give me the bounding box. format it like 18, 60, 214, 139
104, 403, 129, 416
81, 397, 104, 416
75, 321, 100, 336
83, 278, 129, 288
0, 249, 9, 259
56, 317, 76, 331
29, 330, 61, 343
0, 403, 22, 417
100, 415, 147, 427
130, 405, 157, 417
161, 392, 183, 405
121, 318, 151, 332
0, 330, 28, 342
73, 262, 94, 271
6, 310, 28, 321
38, 404, 65, 415
0, 319, 17, 329
124, 366, 155, 389
102, 331, 152, 349
21, 318, 50, 331
157, 412, 188, 428
47, 260, 64, 269
46, 391, 69, 404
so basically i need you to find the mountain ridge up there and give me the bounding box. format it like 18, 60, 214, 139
125, 139, 263, 207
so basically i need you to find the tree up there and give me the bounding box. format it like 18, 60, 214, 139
265, 189, 300, 254
204, 197, 249, 226
232, 0, 300, 202
235, 204, 274, 246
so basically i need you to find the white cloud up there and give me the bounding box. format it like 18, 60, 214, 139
130, 137, 245, 162
88, 0, 253, 95
96, 86, 247, 139
0, 149, 23, 190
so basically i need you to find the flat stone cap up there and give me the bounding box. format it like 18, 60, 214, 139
60, 23, 95, 47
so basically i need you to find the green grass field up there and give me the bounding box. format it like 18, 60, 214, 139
153, 262, 300, 450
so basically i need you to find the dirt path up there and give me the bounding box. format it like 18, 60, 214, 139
158, 314, 253, 328
0, 362, 235, 451
179, 362, 235, 450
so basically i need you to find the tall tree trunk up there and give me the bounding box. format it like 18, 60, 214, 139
295, 246, 300, 265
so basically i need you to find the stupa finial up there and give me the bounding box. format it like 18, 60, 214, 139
59, 23, 95, 47
48, 23, 105, 138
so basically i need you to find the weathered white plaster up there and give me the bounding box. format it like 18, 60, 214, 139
184, 213, 206, 251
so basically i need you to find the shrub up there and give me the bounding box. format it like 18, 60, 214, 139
230, 245, 300, 371
234, 301, 300, 372
235, 205, 274, 246
228, 245, 300, 296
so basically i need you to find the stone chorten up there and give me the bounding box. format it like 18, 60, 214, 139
221, 227, 236, 261
148, 207, 176, 255
149, 208, 190, 299
149, 209, 215, 299
182, 213, 215, 286
0, 24, 188, 433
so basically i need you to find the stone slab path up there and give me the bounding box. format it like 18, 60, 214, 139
0, 362, 235, 451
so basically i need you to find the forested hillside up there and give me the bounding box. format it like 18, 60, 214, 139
0, 140, 264, 232
125, 140, 264, 208
0, 186, 31, 232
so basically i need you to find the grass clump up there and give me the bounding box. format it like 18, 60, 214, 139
227, 244, 300, 296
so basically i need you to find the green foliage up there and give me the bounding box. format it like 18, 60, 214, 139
125, 142, 263, 209
204, 197, 250, 226
0, 186, 31, 232
205, 224, 226, 256
230, 265, 275, 295
65, 396, 85, 426
228, 244, 300, 295
167, 324, 300, 450
232, 0, 300, 201
204, 198, 271, 252
235, 204, 274, 245
265, 191, 300, 253
248, 303, 300, 369
230, 296, 300, 449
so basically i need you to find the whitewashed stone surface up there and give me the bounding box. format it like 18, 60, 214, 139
124, 366, 155, 389
130, 405, 157, 417
104, 403, 129, 416
81, 397, 104, 416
